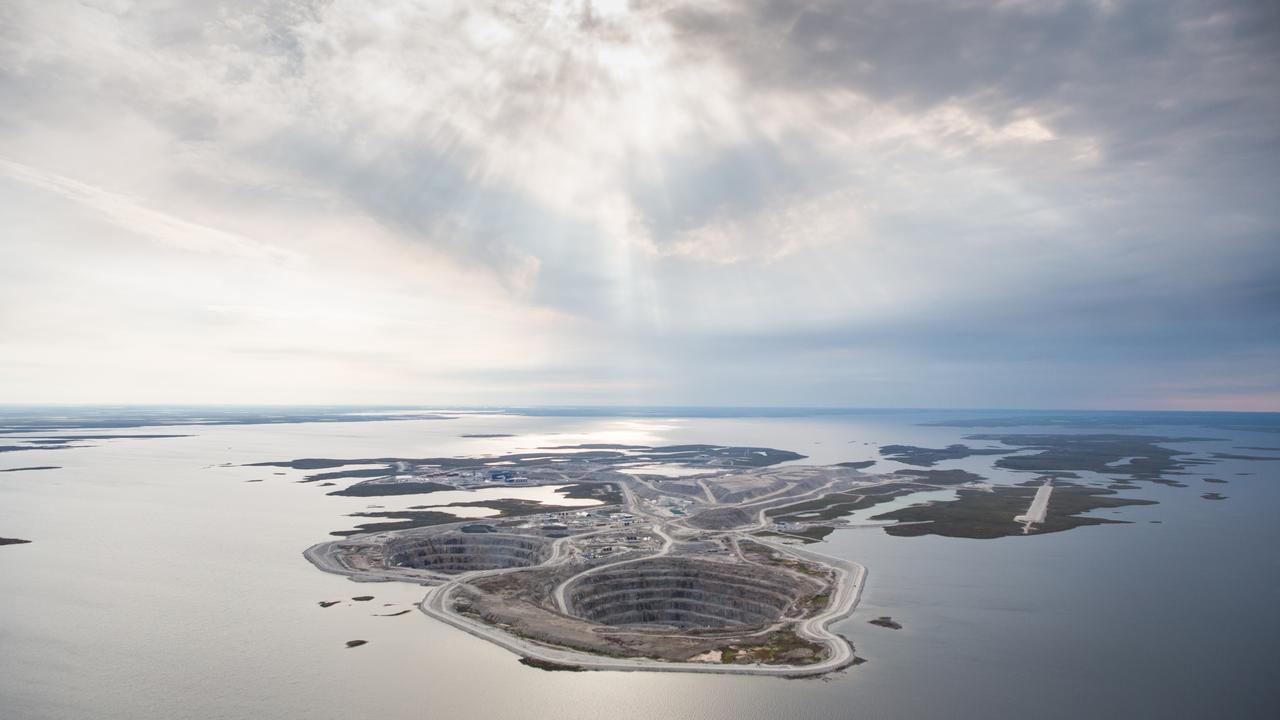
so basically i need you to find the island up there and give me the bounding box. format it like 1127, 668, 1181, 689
292, 435, 1206, 675
872, 480, 1158, 539
879, 443, 1011, 467
300, 444, 870, 677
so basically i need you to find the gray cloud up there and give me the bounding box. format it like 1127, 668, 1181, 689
670, 1, 1280, 190
0, 0, 1276, 408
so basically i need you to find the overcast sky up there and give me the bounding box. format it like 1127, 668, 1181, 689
1, 0, 1277, 409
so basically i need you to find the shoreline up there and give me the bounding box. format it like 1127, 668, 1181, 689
303, 464, 874, 677
413, 536, 866, 678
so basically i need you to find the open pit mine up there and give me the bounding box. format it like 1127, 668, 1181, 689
300, 444, 943, 676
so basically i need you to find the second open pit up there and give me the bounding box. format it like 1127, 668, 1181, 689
385, 532, 551, 574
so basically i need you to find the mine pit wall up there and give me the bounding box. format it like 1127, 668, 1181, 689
566, 558, 822, 629
386, 532, 551, 574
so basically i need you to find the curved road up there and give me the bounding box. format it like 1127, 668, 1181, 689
419, 540, 865, 677
418, 479, 868, 677
307, 471, 874, 676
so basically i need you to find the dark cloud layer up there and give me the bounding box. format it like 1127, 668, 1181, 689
655, 0, 1280, 390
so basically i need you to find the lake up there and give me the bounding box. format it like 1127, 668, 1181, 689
1, 408, 1277, 719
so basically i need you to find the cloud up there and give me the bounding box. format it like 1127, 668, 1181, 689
0, 158, 299, 262
0, 0, 1276, 408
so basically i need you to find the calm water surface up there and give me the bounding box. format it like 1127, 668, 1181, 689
1, 411, 1277, 719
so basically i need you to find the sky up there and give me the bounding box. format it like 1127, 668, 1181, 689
1, 0, 1277, 410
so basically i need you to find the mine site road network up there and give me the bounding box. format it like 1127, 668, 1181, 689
415, 478, 871, 677
304, 470, 907, 676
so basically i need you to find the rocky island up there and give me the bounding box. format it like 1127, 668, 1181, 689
300, 444, 872, 676
294, 433, 1225, 675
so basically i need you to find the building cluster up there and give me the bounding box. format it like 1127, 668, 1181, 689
581, 531, 658, 560
415, 467, 533, 487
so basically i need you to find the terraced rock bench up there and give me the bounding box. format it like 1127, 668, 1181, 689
565, 557, 822, 629
386, 532, 551, 574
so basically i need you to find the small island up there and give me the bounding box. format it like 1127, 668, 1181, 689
879, 444, 1011, 467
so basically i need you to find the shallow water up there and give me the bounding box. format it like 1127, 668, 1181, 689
839, 487, 960, 524
1, 409, 1277, 719
369, 484, 607, 516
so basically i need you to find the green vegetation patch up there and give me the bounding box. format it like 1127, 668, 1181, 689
890, 468, 986, 485
718, 630, 826, 665
880, 443, 1012, 467
1210, 452, 1280, 461
327, 480, 455, 496
966, 433, 1219, 484
873, 482, 1157, 539
519, 657, 586, 672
